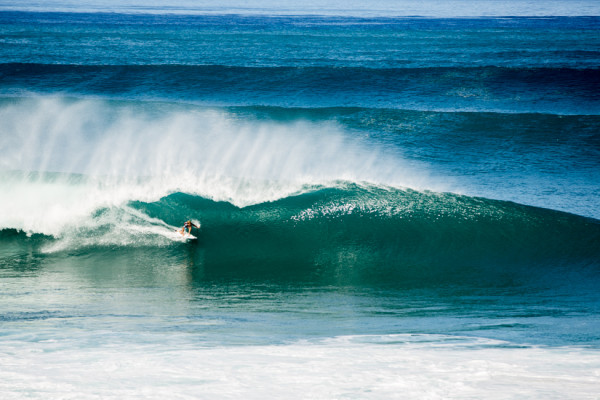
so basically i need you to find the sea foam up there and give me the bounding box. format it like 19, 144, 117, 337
1, 334, 598, 399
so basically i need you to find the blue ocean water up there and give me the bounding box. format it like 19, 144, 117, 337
1, 2, 600, 398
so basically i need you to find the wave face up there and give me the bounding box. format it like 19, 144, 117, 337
139, 186, 600, 286
2, 177, 599, 290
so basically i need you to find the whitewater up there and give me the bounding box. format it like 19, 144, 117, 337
1, 1, 600, 399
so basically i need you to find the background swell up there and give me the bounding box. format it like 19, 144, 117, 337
1, 63, 598, 113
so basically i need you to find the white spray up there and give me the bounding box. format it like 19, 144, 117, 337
0, 97, 440, 240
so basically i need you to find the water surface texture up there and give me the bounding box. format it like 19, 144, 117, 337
1, 2, 599, 398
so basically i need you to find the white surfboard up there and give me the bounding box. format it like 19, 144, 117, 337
179, 231, 197, 241
181, 233, 198, 240
166, 230, 197, 241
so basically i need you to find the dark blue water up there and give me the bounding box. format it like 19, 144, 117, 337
1, 8, 599, 398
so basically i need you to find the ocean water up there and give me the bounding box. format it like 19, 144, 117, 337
1, 2, 600, 398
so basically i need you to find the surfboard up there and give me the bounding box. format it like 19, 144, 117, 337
179, 232, 197, 241
168, 229, 197, 241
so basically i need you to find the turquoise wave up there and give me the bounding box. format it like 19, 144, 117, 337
5, 184, 596, 288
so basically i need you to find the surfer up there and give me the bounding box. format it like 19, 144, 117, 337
179, 220, 199, 235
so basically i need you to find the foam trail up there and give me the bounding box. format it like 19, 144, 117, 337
0, 97, 442, 237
